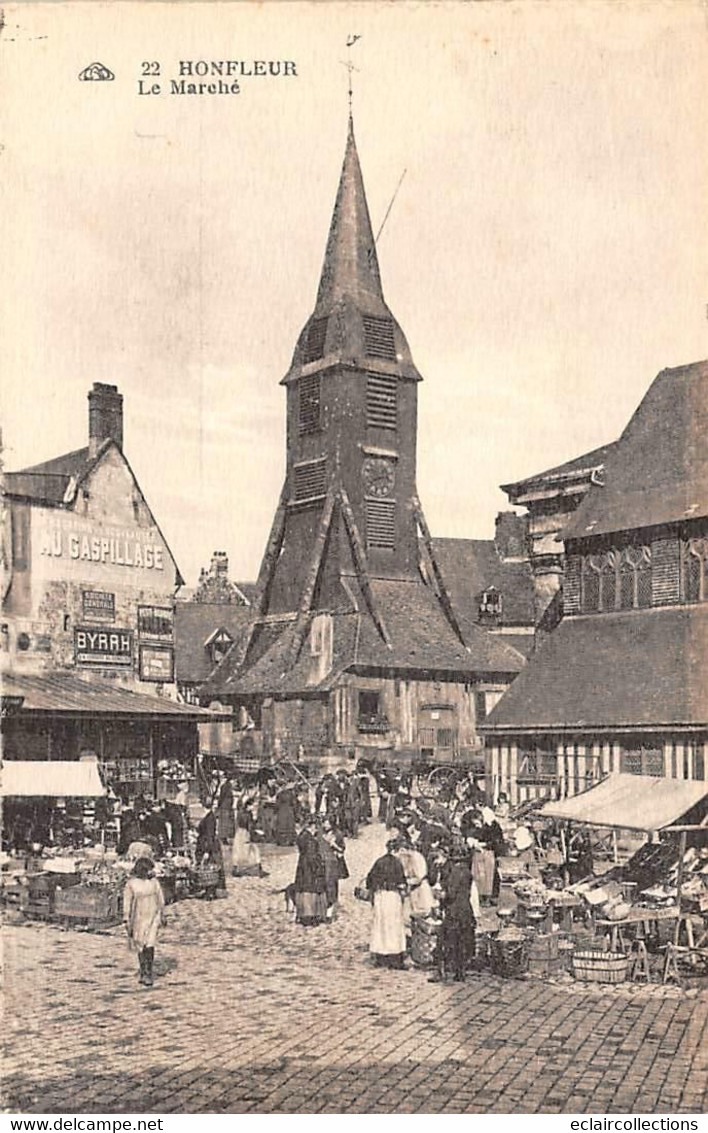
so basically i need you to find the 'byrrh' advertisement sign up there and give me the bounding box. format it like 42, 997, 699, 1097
75, 626, 133, 667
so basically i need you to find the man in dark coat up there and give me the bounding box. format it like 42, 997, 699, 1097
274, 786, 297, 846
142, 804, 169, 855
432, 843, 478, 983
357, 766, 372, 822
117, 805, 139, 856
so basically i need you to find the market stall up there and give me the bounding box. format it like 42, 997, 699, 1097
540, 774, 708, 982
1, 759, 203, 927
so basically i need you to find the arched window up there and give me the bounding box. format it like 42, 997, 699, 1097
682, 538, 707, 603
619, 546, 652, 610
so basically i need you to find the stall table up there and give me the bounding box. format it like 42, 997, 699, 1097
595, 905, 680, 952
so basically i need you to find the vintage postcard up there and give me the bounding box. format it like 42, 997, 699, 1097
1, 0, 707, 1120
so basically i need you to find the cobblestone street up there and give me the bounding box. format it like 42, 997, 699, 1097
3, 821, 707, 1115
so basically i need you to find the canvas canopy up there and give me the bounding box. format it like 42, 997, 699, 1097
540, 773, 708, 833
0, 760, 106, 798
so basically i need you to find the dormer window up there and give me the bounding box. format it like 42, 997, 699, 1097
205, 627, 235, 666
479, 587, 502, 621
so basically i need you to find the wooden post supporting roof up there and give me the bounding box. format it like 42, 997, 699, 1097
339, 487, 392, 647
219, 483, 289, 680
413, 495, 467, 646
286, 489, 337, 669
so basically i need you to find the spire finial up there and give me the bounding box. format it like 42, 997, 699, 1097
342, 34, 361, 115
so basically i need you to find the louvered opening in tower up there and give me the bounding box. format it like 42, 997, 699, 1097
293, 458, 326, 501
366, 499, 396, 549
366, 374, 397, 430
298, 373, 321, 435
303, 317, 328, 364
363, 315, 396, 360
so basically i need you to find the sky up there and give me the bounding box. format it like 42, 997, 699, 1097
2, 1, 707, 588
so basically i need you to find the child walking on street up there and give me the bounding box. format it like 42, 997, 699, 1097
123, 856, 166, 988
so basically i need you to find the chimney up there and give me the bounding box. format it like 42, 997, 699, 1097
211, 551, 229, 578
494, 512, 529, 562
88, 383, 123, 458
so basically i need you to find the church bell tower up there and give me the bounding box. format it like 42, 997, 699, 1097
259, 115, 434, 618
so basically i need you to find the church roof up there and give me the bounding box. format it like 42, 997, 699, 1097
315, 114, 384, 313
481, 605, 708, 734
563, 359, 708, 541
282, 116, 422, 385
430, 537, 536, 628
206, 576, 525, 699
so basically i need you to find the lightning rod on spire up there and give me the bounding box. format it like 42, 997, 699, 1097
341, 34, 361, 114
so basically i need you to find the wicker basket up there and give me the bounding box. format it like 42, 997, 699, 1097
572, 950, 629, 984
490, 936, 529, 978
195, 864, 221, 889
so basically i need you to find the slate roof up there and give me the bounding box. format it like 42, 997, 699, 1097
501, 441, 617, 497
563, 360, 708, 540
481, 605, 708, 733
208, 576, 525, 699
4, 446, 94, 505
174, 602, 253, 684
430, 537, 536, 627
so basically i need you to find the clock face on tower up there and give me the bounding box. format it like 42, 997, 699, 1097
362, 457, 395, 498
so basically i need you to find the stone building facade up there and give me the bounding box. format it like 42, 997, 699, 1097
2, 383, 220, 797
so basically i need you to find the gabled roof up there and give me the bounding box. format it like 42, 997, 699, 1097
563, 360, 708, 541
429, 537, 536, 627
174, 602, 253, 684
234, 581, 258, 605
481, 605, 708, 733
355, 578, 525, 675
5, 439, 185, 586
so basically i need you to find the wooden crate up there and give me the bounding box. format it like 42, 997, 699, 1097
54, 885, 122, 924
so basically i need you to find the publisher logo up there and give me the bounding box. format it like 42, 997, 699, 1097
78, 62, 115, 82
